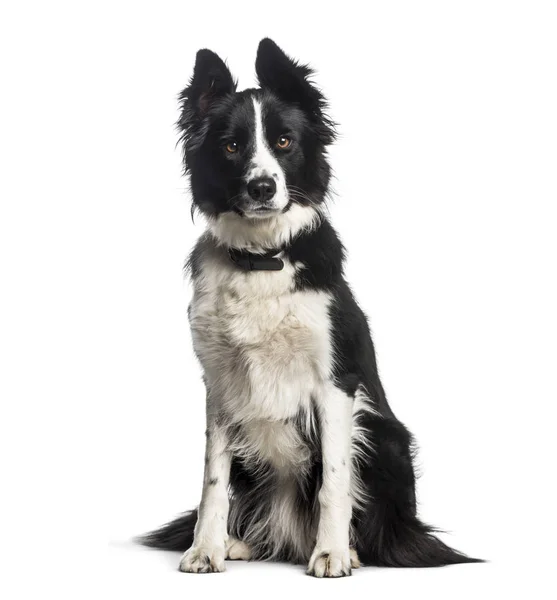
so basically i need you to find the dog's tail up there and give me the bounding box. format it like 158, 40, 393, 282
137, 509, 197, 551
356, 502, 483, 567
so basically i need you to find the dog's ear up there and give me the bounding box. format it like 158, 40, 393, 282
184, 49, 236, 118
255, 39, 335, 144
178, 49, 236, 140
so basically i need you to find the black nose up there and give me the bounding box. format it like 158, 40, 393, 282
247, 177, 276, 202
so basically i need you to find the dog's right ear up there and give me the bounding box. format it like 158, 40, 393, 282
178, 49, 236, 136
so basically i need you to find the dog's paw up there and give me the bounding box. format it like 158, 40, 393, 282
307, 548, 352, 578
179, 545, 226, 573
350, 547, 361, 569
226, 537, 252, 561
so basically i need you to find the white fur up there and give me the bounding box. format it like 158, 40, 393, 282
350, 384, 380, 509
226, 537, 252, 560
241, 98, 288, 215
350, 547, 361, 569
188, 239, 335, 560
189, 240, 332, 439
307, 383, 354, 577
185, 223, 365, 575
179, 425, 230, 573
207, 203, 320, 251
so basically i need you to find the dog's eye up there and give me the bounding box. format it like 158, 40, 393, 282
225, 141, 238, 154
276, 136, 292, 150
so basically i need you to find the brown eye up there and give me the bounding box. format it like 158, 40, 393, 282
226, 141, 238, 153
276, 135, 292, 149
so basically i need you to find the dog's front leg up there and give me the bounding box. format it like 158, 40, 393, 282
179, 407, 231, 573
307, 383, 353, 578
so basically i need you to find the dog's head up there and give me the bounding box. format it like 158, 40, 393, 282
179, 39, 335, 234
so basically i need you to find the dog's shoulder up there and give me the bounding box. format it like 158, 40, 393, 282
287, 216, 346, 291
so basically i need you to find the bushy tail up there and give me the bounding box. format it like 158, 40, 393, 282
137, 509, 197, 551
356, 503, 483, 567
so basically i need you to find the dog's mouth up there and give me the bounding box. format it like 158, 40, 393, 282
242, 205, 282, 219
234, 189, 289, 219
252, 206, 275, 213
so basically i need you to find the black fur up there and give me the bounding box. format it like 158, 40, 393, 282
177, 38, 334, 219
141, 510, 197, 552
139, 39, 482, 569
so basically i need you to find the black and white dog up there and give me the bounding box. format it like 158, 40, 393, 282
141, 39, 481, 577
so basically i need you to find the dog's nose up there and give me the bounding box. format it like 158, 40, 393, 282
247, 177, 276, 202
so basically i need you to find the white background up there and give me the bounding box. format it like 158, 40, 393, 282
1, 1, 556, 598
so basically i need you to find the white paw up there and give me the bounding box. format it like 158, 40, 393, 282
179, 545, 226, 573
226, 537, 252, 561
307, 547, 352, 578
350, 547, 361, 569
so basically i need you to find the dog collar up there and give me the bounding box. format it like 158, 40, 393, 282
228, 248, 285, 271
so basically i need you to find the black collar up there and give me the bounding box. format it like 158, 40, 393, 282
228, 248, 285, 271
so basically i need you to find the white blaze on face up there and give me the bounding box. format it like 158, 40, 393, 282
245, 98, 288, 213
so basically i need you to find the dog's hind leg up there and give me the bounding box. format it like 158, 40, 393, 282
351, 408, 482, 566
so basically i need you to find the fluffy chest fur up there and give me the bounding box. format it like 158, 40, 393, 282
189, 238, 333, 468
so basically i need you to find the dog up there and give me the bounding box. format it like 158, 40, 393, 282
140, 38, 481, 577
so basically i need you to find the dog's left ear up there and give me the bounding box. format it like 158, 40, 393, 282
256, 39, 335, 144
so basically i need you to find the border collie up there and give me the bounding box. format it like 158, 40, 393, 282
140, 38, 481, 577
